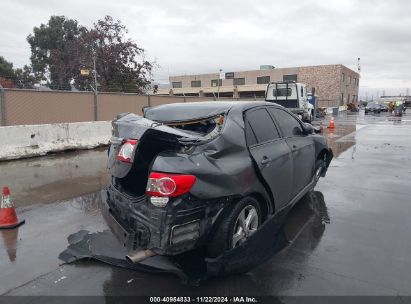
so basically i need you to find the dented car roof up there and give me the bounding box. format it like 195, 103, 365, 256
144, 101, 273, 122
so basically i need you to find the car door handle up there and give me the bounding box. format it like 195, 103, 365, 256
292, 145, 297, 151
261, 157, 272, 165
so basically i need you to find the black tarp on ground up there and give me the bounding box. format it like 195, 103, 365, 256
59, 191, 329, 285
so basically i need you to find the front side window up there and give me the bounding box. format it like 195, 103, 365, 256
269, 108, 303, 138
245, 108, 280, 145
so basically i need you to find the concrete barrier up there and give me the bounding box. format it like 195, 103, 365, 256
0, 121, 112, 161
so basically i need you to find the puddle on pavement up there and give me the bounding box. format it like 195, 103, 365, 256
0, 148, 109, 207
0, 228, 20, 262
314, 111, 411, 158
322, 124, 357, 158
59, 191, 329, 286
0, 191, 108, 271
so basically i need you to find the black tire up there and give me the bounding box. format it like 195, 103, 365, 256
207, 196, 262, 258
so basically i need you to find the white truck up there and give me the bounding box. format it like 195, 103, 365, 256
265, 81, 314, 123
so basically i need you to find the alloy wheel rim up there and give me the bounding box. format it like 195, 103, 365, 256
232, 205, 259, 248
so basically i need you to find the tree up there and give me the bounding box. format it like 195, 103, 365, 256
0, 56, 38, 89
14, 65, 38, 89
0, 56, 15, 79
27, 16, 87, 90
74, 16, 153, 93
0, 56, 16, 88
27, 15, 154, 93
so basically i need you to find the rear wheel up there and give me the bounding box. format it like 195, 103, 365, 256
207, 196, 262, 257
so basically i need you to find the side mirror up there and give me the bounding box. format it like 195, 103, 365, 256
302, 122, 314, 134
293, 126, 303, 136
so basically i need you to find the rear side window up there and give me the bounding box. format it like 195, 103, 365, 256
269, 108, 303, 138
245, 108, 280, 145
245, 121, 257, 146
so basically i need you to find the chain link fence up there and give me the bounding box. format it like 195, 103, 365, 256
0, 88, 221, 126
0, 87, 341, 126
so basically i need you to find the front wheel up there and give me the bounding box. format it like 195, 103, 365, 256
207, 196, 262, 257
307, 112, 312, 123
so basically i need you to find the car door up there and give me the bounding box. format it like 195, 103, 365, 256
268, 107, 315, 198
245, 107, 294, 209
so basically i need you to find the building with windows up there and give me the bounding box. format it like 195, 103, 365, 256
157, 64, 360, 107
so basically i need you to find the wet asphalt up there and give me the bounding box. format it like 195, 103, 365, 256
1, 111, 411, 298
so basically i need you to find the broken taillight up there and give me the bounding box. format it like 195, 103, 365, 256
146, 172, 196, 198
116, 139, 138, 163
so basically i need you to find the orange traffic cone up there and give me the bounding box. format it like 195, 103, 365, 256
0, 186, 25, 229
328, 116, 335, 129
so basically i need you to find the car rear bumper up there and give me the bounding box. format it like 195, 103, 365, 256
101, 185, 222, 255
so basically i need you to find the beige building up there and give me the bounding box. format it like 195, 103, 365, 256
158, 64, 360, 108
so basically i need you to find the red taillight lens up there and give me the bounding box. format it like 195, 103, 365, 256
116, 139, 138, 163
146, 172, 196, 197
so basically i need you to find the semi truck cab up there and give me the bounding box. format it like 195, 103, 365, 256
265, 81, 314, 123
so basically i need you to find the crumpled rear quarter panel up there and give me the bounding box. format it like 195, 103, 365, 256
151, 106, 272, 205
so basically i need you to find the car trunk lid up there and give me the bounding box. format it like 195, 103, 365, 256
108, 113, 223, 196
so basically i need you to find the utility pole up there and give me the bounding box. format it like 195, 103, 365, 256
80, 48, 98, 120
217, 69, 222, 100
92, 50, 98, 121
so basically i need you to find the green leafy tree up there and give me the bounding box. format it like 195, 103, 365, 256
0, 56, 16, 88
0, 56, 15, 78
14, 65, 38, 89
74, 16, 153, 93
27, 15, 154, 93
27, 16, 87, 90
0, 56, 38, 88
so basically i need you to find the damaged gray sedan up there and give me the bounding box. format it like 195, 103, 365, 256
102, 101, 333, 262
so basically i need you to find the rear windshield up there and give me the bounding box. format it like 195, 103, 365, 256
166, 115, 225, 136
273, 88, 292, 97
144, 102, 233, 123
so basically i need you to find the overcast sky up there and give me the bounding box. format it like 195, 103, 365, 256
1, 0, 411, 97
